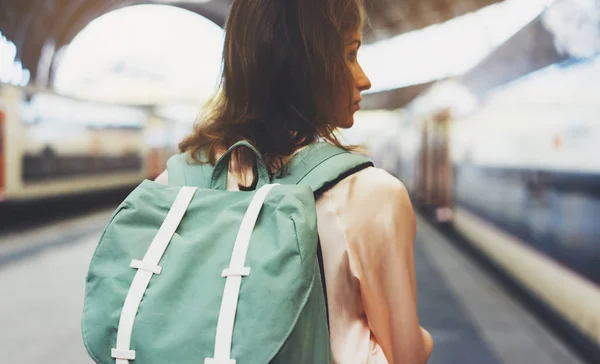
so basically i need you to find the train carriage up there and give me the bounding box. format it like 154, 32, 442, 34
366, 53, 600, 354
0, 84, 190, 202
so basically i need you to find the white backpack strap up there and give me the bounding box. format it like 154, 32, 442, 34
205, 184, 278, 364
112, 186, 197, 364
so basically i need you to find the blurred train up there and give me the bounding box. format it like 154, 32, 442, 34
366, 54, 600, 356
0, 84, 194, 202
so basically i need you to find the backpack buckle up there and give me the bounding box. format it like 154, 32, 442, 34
221, 267, 251, 277
130, 259, 162, 275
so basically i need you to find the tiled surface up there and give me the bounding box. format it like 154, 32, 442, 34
416, 225, 502, 364
416, 217, 586, 364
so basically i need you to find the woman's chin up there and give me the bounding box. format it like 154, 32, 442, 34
338, 117, 355, 129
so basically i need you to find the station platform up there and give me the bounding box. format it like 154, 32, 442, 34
0, 211, 588, 363
414, 216, 585, 364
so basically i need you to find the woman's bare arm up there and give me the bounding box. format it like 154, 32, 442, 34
341, 169, 433, 363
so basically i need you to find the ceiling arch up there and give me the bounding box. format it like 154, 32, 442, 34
0, 0, 501, 87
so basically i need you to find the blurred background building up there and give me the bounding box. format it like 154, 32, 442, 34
0, 0, 599, 363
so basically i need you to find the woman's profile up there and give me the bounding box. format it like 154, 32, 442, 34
155, 0, 434, 362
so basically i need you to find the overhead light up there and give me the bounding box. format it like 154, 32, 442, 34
160, 0, 214, 3
360, 0, 557, 94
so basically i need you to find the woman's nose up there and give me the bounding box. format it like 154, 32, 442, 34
357, 66, 371, 92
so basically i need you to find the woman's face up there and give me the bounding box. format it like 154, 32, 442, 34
337, 29, 372, 129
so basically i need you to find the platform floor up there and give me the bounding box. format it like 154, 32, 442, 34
0, 211, 587, 363
415, 216, 585, 364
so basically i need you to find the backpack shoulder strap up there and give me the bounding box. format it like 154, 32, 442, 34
275, 142, 372, 329
167, 142, 373, 191
166, 152, 213, 188
275, 142, 374, 194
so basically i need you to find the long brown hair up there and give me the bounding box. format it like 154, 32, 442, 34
179, 0, 365, 187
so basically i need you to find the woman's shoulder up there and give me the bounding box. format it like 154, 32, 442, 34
353, 166, 406, 188
319, 166, 415, 230
320, 166, 417, 258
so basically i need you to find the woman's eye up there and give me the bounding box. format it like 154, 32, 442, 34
347, 50, 357, 62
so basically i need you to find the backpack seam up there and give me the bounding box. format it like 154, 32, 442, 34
81, 203, 129, 364
85, 202, 130, 277
290, 215, 304, 267
262, 263, 319, 363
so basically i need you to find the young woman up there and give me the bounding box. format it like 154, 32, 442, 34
156, 0, 433, 362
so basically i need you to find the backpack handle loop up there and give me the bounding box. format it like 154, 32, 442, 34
210, 140, 270, 190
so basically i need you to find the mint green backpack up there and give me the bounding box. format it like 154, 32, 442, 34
82, 141, 372, 364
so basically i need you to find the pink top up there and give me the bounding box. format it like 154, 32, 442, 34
313, 167, 426, 364
156, 163, 430, 364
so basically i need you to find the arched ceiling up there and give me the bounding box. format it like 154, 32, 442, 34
0, 0, 502, 87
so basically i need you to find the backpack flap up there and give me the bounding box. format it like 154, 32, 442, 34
82, 181, 330, 364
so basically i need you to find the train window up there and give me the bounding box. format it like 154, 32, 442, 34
0, 109, 4, 155
0, 110, 3, 152
21, 153, 144, 182
0, 109, 4, 191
